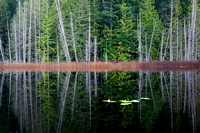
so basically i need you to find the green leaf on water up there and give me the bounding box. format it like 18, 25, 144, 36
120, 102, 132, 105
103, 99, 116, 103
132, 100, 140, 103
140, 97, 151, 100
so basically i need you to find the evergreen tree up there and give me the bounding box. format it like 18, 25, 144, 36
111, 2, 134, 61
38, 0, 55, 62
0, 0, 9, 48
140, 0, 163, 60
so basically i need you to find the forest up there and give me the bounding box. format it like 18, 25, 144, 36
0, 0, 198, 63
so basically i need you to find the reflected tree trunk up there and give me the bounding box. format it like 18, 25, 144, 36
72, 72, 78, 121
170, 71, 173, 132
28, 72, 34, 132
160, 72, 164, 102
0, 72, 5, 106
57, 72, 71, 133
94, 72, 98, 96
138, 71, 142, 121
148, 72, 157, 113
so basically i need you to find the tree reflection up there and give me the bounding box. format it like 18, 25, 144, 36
0, 71, 199, 132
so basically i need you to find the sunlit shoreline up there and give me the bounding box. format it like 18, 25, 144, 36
0, 61, 200, 72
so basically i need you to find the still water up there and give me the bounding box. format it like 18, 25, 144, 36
0, 71, 199, 132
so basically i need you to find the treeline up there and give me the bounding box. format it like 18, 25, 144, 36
0, 0, 199, 63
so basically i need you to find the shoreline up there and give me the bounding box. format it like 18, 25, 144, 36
0, 61, 200, 72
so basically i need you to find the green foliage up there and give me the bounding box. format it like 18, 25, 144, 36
0, 0, 9, 45
37, 73, 57, 132
140, 0, 163, 60
37, 0, 56, 62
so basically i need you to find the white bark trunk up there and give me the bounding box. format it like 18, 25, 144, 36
176, 19, 179, 60
160, 30, 164, 61
28, 0, 33, 62
184, 18, 187, 61
7, 19, 11, 62
88, 4, 91, 63
18, 2, 21, 62
14, 19, 18, 62
148, 21, 156, 61
0, 39, 5, 62
55, 0, 71, 62
138, 14, 142, 62
170, 0, 173, 61
34, 3, 37, 62
23, 3, 27, 63
70, 12, 78, 62
94, 37, 97, 62
56, 31, 59, 64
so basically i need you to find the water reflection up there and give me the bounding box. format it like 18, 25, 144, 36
0, 71, 199, 132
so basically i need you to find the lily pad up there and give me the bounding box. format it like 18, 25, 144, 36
140, 97, 151, 100
120, 102, 132, 105
132, 100, 140, 103
103, 99, 116, 103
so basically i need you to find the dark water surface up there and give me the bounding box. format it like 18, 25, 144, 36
0, 71, 199, 132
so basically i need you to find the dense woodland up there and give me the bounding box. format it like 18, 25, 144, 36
0, 0, 199, 63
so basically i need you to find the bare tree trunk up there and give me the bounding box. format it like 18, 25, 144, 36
180, 29, 183, 60
28, 0, 33, 62
191, 0, 197, 61
94, 37, 97, 62
38, 0, 41, 62
145, 33, 148, 61
0, 39, 5, 62
87, 4, 91, 63
138, 14, 142, 62
47, 1, 49, 62
18, 2, 21, 62
184, 18, 187, 61
160, 30, 164, 61
148, 21, 156, 61
188, 17, 191, 61
70, 12, 78, 62
23, 3, 27, 63
14, 19, 18, 62
105, 41, 107, 62
55, 0, 71, 62
163, 31, 170, 60
195, 26, 198, 60
176, 19, 179, 60
56, 31, 59, 64
34, 3, 37, 63
7, 19, 11, 62
170, 0, 173, 61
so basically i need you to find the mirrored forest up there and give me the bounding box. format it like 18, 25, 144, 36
0, 71, 200, 132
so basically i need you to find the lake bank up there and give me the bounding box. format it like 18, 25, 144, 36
0, 61, 200, 72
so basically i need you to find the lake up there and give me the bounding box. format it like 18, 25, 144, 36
0, 70, 199, 132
